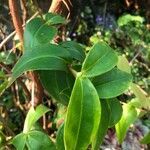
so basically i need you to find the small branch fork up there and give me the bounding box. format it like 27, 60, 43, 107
49, 0, 73, 19
8, 0, 43, 107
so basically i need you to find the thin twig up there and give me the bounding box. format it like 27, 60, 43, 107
0, 11, 39, 50
0, 31, 16, 50
11, 83, 26, 114
20, 0, 27, 25
17, 78, 31, 101
0, 62, 31, 101
0, 116, 15, 136
129, 51, 141, 64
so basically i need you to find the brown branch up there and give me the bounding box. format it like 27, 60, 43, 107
49, 0, 72, 18
30, 72, 44, 106
8, 0, 24, 44
20, 0, 27, 25
8, 0, 43, 108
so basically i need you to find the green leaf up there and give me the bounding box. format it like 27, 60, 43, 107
39, 70, 74, 105
140, 132, 150, 144
64, 76, 101, 150
92, 99, 110, 149
117, 55, 131, 73
12, 130, 55, 150
130, 83, 150, 110
8, 44, 71, 86
115, 103, 137, 143
0, 80, 8, 96
26, 130, 56, 150
56, 124, 65, 150
23, 105, 50, 133
24, 17, 57, 51
60, 41, 85, 62
44, 13, 66, 25
117, 14, 144, 27
82, 42, 118, 77
0, 51, 16, 65
0, 71, 5, 78
12, 133, 26, 150
108, 98, 122, 127
93, 68, 132, 98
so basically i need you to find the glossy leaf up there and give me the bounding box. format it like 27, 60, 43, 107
140, 132, 150, 144
12, 131, 55, 150
108, 98, 122, 127
93, 68, 132, 98
92, 99, 110, 149
26, 130, 56, 150
60, 41, 85, 62
39, 70, 74, 105
12, 133, 26, 150
82, 42, 118, 77
64, 76, 101, 150
117, 55, 131, 73
23, 105, 49, 133
56, 124, 65, 150
8, 44, 70, 86
24, 17, 57, 51
44, 13, 66, 25
115, 104, 137, 143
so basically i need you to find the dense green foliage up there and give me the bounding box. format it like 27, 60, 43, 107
0, 1, 150, 149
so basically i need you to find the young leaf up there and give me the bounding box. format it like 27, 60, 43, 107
81, 42, 118, 77
93, 68, 132, 98
115, 103, 137, 143
60, 41, 85, 62
39, 70, 74, 105
24, 17, 57, 51
130, 83, 150, 110
108, 98, 123, 127
12, 133, 26, 150
117, 14, 144, 27
56, 124, 65, 150
64, 76, 101, 150
117, 55, 131, 73
8, 44, 71, 86
140, 132, 150, 144
26, 130, 56, 150
23, 105, 50, 133
92, 99, 110, 149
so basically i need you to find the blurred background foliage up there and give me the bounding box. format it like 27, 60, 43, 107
0, 0, 150, 149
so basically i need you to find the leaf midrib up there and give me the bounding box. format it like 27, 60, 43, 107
82, 48, 110, 73
95, 76, 131, 87
74, 77, 83, 150
13, 56, 66, 76
31, 20, 53, 48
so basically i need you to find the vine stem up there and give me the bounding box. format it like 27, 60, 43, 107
68, 65, 78, 78
8, 0, 24, 45
8, 1, 43, 107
